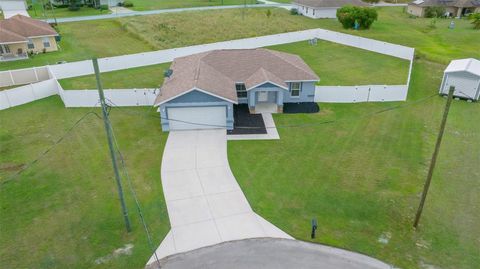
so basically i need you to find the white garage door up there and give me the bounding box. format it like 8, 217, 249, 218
167, 106, 226, 131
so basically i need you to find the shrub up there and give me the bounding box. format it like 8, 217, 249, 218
68, 0, 80, 11
99, 4, 109, 10
424, 6, 446, 18
290, 8, 298, 15
363, 0, 380, 3
469, 13, 480, 29
266, 9, 272, 18
123, 1, 134, 7
336, 5, 378, 30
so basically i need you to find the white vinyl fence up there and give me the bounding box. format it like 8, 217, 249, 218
47, 28, 414, 80
0, 79, 58, 109
0, 66, 51, 87
1, 28, 415, 110
315, 85, 408, 103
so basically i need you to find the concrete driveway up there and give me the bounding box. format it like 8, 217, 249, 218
152, 238, 393, 269
147, 129, 292, 265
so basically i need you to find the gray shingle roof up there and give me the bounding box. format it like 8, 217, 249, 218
0, 15, 58, 44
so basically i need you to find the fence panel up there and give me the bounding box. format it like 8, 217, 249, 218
315, 85, 409, 103
0, 79, 59, 109
61, 88, 158, 107
0, 66, 51, 87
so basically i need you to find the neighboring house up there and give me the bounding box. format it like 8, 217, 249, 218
49, 0, 122, 7
293, 0, 370, 19
440, 58, 480, 101
155, 49, 320, 131
407, 0, 480, 17
0, 0, 28, 19
0, 15, 59, 62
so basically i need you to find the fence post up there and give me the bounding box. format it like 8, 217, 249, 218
9, 71, 15, 86
33, 67, 39, 81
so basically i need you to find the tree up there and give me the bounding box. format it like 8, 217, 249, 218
424, 6, 446, 18
336, 6, 378, 30
68, 0, 80, 11
266, 9, 272, 19
469, 13, 480, 29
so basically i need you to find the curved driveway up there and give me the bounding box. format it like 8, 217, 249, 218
147, 129, 292, 265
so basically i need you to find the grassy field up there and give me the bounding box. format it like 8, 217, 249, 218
229, 59, 480, 268
0, 98, 170, 268
58, 63, 171, 90
129, 0, 257, 11
2, 7, 478, 71
58, 40, 410, 89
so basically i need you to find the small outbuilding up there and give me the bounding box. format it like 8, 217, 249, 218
293, 0, 370, 19
439, 58, 480, 101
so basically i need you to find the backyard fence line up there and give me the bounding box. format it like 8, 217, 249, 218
42, 28, 414, 80
0, 79, 58, 109
0, 66, 51, 87
315, 85, 409, 103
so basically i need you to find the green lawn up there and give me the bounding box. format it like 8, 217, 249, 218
58, 63, 171, 90
26, 1, 111, 19
129, 0, 257, 11
58, 40, 410, 90
0, 98, 170, 268
2, 7, 478, 71
229, 59, 480, 269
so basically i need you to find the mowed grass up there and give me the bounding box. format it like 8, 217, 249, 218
58, 40, 410, 90
269, 40, 410, 85
0, 98, 170, 268
27, 4, 110, 19
58, 63, 171, 90
129, 0, 257, 11
310, 7, 480, 64
228, 59, 480, 268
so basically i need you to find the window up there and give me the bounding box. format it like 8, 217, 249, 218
236, 83, 247, 98
306, 7, 309, 14
27, 39, 34, 50
313, 9, 315, 16
0, 45, 10, 54
290, 82, 301, 97
42, 37, 51, 48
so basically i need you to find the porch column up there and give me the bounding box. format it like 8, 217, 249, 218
276, 90, 284, 113
248, 90, 256, 113
456, 8, 462, 18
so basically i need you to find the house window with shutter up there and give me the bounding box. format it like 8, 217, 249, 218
27, 39, 34, 49
42, 37, 51, 48
290, 82, 301, 97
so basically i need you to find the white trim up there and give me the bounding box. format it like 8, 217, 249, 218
285, 79, 319, 83
155, 87, 237, 106
27, 34, 58, 39
246, 80, 288, 91
0, 41, 28, 45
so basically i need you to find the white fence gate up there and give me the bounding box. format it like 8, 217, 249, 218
0, 66, 51, 88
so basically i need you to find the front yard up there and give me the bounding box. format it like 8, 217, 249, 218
129, 0, 257, 11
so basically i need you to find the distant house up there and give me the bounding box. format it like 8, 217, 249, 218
440, 58, 480, 101
155, 49, 320, 131
0, 0, 28, 19
407, 0, 480, 17
0, 15, 59, 61
49, 0, 123, 8
293, 0, 370, 19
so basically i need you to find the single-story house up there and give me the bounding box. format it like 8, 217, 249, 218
293, 0, 370, 19
0, 0, 28, 19
155, 49, 320, 131
49, 0, 123, 7
439, 58, 480, 100
0, 14, 59, 61
407, 0, 480, 17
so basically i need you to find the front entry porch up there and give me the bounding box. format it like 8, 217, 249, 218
248, 87, 285, 114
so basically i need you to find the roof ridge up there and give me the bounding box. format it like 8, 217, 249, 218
10, 15, 55, 35
266, 50, 317, 79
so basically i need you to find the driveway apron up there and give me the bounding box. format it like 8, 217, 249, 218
147, 129, 292, 265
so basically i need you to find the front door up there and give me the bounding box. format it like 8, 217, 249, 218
258, 91, 268, 102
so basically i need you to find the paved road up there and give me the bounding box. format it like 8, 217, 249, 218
147, 129, 292, 266
148, 238, 393, 269
44, 4, 286, 23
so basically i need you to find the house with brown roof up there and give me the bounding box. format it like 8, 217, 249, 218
293, 0, 370, 19
407, 0, 480, 17
0, 14, 59, 61
155, 49, 320, 131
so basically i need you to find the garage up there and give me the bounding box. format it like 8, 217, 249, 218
167, 106, 227, 131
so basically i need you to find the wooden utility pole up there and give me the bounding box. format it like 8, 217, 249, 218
93, 58, 132, 233
413, 86, 455, 229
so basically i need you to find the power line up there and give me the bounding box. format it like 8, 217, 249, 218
1, 110, 101, 186
109, 124, 162, 269
105, 93, 438, 130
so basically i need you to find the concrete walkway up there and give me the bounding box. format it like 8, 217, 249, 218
44, 4, 285, 23
147, 129, 292, 266
151, 238, 393, 269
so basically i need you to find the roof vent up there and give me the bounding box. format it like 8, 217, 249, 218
164, 69, 173, 78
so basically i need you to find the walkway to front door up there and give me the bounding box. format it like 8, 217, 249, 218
147, 129, 292, 265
